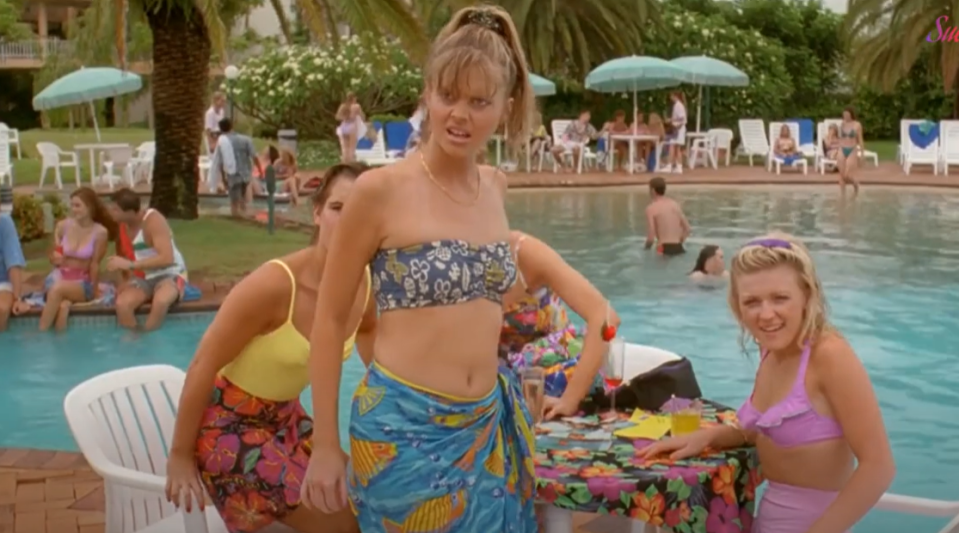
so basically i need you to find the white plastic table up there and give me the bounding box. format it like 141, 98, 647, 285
74, 143, 131, 184
607, 134, 662, 174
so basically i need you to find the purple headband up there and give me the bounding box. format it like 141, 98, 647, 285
744, 238, 792, 249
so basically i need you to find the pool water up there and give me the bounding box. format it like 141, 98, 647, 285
5, 186, 959, 531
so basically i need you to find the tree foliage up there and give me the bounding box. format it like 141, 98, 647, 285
0, 0, 31, 40
228, 36, 421, 139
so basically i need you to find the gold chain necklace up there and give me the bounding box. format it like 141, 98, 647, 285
419, 152, 481, 207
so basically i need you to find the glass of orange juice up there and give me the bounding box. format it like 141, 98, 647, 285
670, 399, 703, 436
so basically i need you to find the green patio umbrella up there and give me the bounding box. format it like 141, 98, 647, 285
32, 67, 143, 141
585, 56, 685, 117
529, 73, 556, 97
670, 56, 749, 131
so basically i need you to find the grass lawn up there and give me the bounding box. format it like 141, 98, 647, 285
8, 127, 276, 190
21, 216, 310, 281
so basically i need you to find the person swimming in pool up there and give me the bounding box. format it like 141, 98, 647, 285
689, 244, 728, 282
641, 232, 894, 533
644, 176, 690, 256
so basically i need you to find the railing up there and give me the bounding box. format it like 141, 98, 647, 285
875, 492, 959, 533
0, 38, 74, 63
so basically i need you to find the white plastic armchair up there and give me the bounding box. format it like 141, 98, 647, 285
130, 142, 156, 185
36, 142, 80, 189
63, 365, 223, 533
0, 123, 22, 159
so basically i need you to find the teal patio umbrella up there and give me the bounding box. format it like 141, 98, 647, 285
32, 67, 144, 141
585, 56, 686, 118
529, 73, 556, 97
670, 56, 749, 131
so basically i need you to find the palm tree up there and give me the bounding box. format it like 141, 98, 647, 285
845, 0, 959, 116
413, 0, 658, 79
111, 0, 425, 219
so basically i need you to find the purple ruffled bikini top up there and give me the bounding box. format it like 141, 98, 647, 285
737, 341, 844, 448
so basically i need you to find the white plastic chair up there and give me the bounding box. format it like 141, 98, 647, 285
130, 142, 156, 185
767, 121, 808, 175
901, 118, 940, 175
736, 119, 769, 166
688, 130, 725, 170
36, 142, 80, 189
100, 146, 136, 190
63, 365, 222, 533
939, 120, 959, 175
550, 119, 593, 174
198, 156, 214, 192
0, 135, 12, 186
0, 123, 22, 159
355, 128, 398, 167
815, 122, 839, 175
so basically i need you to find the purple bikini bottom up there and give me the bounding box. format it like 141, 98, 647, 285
754, 481, 849, 533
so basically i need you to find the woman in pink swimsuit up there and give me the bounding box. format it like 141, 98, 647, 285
641, 232, 894, 532
39, 187, 116, 331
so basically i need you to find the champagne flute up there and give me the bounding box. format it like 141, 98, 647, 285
603, 336, 626, 421
521, 367, 546, 425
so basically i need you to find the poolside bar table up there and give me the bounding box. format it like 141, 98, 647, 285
74, 143, 132, 184
608, 134, 661, 174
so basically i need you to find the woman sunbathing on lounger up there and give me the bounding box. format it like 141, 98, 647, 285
774, 124, 800, 158
825, 124, 841, 161
500, 231, 621, 420
39, 187, 116, 331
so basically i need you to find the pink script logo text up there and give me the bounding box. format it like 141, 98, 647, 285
928, 16, 959, 42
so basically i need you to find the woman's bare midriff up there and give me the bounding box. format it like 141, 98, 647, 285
60, 257, 91, 271
372, 301, 505, 399
757, 437, 854, 491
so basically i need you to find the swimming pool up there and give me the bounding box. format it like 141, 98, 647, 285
5, 185, 958, 531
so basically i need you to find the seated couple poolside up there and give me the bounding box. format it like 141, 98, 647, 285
2, 187, 189, 332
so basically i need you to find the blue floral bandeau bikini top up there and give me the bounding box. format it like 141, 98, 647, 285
370, 239, 517, 311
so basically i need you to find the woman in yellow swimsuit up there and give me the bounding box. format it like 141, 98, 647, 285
164, 163, 376, 533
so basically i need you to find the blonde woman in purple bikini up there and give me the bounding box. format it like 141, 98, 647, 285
641, 232, 895, 532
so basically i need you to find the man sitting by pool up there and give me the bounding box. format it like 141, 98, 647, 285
0, 187, 30, 331
644, 176, 691, 256
106, 188, 188, 331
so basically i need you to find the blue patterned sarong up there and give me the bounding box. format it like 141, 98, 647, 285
347, 362, 538, 532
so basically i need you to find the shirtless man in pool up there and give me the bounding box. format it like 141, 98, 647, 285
644, 176, 691, 256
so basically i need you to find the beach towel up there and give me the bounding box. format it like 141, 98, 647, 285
781, 154, 803, 166
348, 362, 537, 532
909, 122, 940, 150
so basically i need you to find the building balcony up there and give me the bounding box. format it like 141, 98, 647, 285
0, 38, 252, 74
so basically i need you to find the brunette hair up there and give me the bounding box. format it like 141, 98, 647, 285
670, 91, 686, 105
614, 109, 626, 119
72, 186, 118, 241
110, 187, 140, 213
843, 106, 857, 120
691, 245, 720, 274
425, 5, 534, 146
310, 162, 370, 244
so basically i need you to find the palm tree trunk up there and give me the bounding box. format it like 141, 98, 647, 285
268, 0, 293, 44
145, 3, 210, 219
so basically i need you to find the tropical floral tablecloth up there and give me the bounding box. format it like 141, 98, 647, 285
534, 401, 762, 533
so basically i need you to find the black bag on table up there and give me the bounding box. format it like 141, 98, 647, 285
587, 356, 703, 413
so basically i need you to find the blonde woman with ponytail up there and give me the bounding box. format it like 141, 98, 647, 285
642, 232, 894, 533
301, 4, 539, 531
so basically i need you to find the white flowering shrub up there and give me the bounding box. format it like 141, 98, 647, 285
641, 6, 792, 126
228, 36, 422, 139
